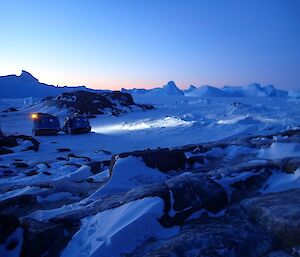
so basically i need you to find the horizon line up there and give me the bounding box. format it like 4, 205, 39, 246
0, 69, 295, 92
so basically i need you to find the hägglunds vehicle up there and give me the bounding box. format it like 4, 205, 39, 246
32, 113, 61, 136
62, 114, 91, 134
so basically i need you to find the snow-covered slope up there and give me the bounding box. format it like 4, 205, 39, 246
185, 85, 225, 97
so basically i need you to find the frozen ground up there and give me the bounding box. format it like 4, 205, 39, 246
1, 94, 300, 257
1, 95, 299, 158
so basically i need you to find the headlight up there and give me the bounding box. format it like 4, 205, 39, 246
31, 114, 38, 119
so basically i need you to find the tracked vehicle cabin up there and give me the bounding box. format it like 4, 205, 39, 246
31, 113, 61, 136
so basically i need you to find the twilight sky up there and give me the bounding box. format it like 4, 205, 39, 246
0, 0, 299, 90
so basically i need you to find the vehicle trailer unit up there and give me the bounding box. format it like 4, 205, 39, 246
63, 115, 91, 134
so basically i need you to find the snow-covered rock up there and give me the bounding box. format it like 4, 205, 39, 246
140, 213, 272, 257
45, 90, 153, 115
92, 156, 168, 197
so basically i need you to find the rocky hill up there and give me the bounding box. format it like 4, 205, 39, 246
44, 90, 153, 116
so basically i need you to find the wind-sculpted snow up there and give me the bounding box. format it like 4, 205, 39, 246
91, 157, 168, 197
61, 197, 179, 257
261, 168, 300, 194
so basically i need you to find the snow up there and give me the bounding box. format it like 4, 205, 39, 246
287, 97, 300, 104
91, 157, 168, 198
183, 85, 196, 94
92, 116, 193, 134
225, 145, 257, 160
1, 95, 299, 166
124, 81, 295, 98
261, 168, 300, 194
187, 209, 226, 221
1, 91, 300, 256
88, 169, 110, 182
217, 171, 255, 199
0, 186, 41, 201
53, 165, 93, 182
61, 197, 179, 257
186, 85, 225, 97
222, 83, 288, 97
27, 203, 78, 221
258, 142, 300, 160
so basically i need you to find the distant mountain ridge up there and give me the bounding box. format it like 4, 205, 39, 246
0, 70, 296, 98
0, 70, 88, 98
125, 81, 294, 98
122, 81, 184, 96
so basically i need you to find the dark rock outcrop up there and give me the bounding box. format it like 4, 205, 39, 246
0, 195, 37, 212
0, 134, 39, 152
141, 219, 272, 257
0, 214, 20, 244
57, 148, 71, 153
279, 157, 300, 174
241, 189, 300, 248
86, 160, 111, 174
51, 172, 227, 229
115, 148, 186, 173
21, 219, 79, 257
2, 107, 18, 113
13, 162, 29, 168
229, 168, 273, 202
160, 173, 228, 227
67, 153, 91, 162
48, 90, 153, 115
0, 147, 14, 155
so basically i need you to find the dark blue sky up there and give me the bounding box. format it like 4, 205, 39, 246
0, 0, 299, 89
